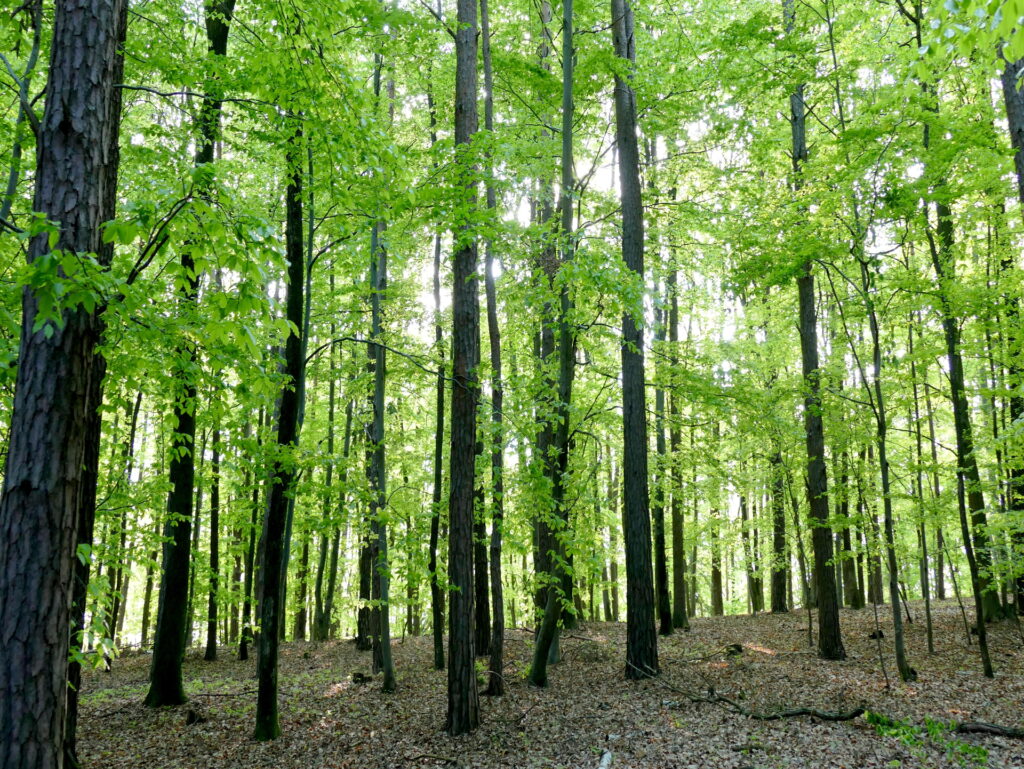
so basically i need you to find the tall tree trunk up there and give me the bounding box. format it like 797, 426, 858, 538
446, 0, 481, 732
367, 200, 396, 690
205, 427, 221, 660
652, 301, 673, 635
668, 273, 690, 629
611, 0, 659, 681
529, 0, 580, 684
480, 0, 506, 696
0, 1, 126, 766
998, 53, 1024, 613
147, 0, 236, 706
784, 0, 844, 661
313, 332, 338, 643
426, 60, 447, 672
254, 128, 306, 740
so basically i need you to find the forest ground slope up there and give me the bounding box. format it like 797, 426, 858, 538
79, 602, 1024, 768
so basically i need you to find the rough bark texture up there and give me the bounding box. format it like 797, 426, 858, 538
446, 0, 481, 732
0, 1, 126, 766
611, 0, 659, 680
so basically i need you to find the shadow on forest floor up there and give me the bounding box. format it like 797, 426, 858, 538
80, 601, 1024, 768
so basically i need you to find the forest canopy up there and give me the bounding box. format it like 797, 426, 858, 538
1, 0, 1024, 766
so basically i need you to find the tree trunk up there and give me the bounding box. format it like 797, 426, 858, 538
254, 128, 306, 740
785, 0, 844, 661
769, 451, 789, 613
205, 427, 221, 660
668, 274, 691, 629
0, 1, 126, 765
480, 0, 505, 695
446, 0, 481, 732
999, 53, 1024, 614
611, 0, 659, 681
147, 0, 235, 706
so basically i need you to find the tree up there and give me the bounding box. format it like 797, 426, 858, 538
254, 129, 306, 741
146, 0, 236, 707
446, 0, 481, 734
612, 0, 658, 681
784, 0, 844, 661
0, 0, 127, 765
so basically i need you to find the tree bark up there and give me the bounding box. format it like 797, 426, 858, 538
0, 1, 126, 765
784, 0, 844, 660
147, 0, 236, 706
612, 0, 659, 679
254, 128, 306, 740
446, 0, 481, 732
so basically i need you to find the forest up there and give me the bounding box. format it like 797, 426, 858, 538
1, 0, 1024, 766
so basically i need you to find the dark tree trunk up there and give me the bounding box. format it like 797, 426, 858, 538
0, 1, 126, 765
65, 360, 107, 769
784, 0, 844, 661
446, 0, 481, 732
473, 466, 490, 657
481, 0, 505, 696
312, 334, 337, 643
367, 204, 396, 690
254, 128, 306, 740
769, 451, 789, 613
147, 0, 235, 706
611, 0, 659, 681
529, 0, 579, 683
999, 54, 1024, 614
205, 428, 221, 660
293, 533, 309, 641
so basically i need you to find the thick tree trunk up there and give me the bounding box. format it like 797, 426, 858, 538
0, 1, 126, 765
611, 0, 659, 681
446, 0, 481, 732
254, 129, 306, 740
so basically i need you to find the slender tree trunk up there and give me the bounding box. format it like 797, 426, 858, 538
652, 302, 673, 635
668, 274, 691, 628
480, 0, 505, 695
769, 451, 789, 613
254, 128, 306, 740
147, 0, 236, 706
205, 427, 221, 660
998, 53, 1024, 613
239, 412, 262, 661
784, 0, 844, 661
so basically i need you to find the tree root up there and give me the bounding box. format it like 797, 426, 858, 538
954, 722, 1024, 739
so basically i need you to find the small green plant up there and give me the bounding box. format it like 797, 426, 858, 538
866, 712, 988, 768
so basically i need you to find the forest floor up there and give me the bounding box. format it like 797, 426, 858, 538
79, 600, 1024, 769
